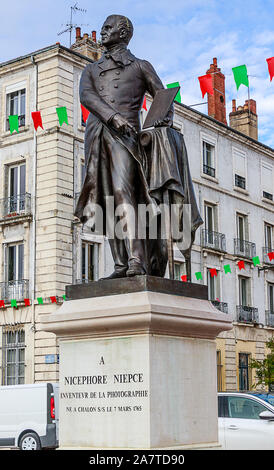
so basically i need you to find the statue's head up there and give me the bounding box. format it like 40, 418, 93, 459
101, 15, 134, 47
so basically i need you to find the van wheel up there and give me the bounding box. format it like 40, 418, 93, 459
19, 432, 41, 450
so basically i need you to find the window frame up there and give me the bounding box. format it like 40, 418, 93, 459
2, 328, 25, 385
6, 88, 26, 131
200, 132, 218, 182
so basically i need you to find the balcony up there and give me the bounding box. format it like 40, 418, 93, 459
0, 280, 29, 303
201, 229, 226, 252
266, 311, 274, 327
235, 174, 246, 190
234, 238, 256, 259
0, 193, 31, 221
236, 305, 259, 324
211, 301, 228, 314
262, 247, 274, 265
203, 164, 215, 178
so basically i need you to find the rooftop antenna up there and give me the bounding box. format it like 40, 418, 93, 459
58, 2, 88, 47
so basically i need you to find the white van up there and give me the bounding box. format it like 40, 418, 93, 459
0, 382, 59, 450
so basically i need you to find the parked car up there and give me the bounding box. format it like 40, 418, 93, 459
0, 382, 59, 450
218, 392, 274, 450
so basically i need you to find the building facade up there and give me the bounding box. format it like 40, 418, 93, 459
0, 33, 273, 391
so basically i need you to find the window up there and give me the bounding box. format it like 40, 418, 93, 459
7, 244, 24, 282
8, 163, 26, 213
207, 268, 219, 301
236, 213, 249, 251
217, 350, 223, 392
238, 353, 251, 391
262, 163, 273, 200
235, 174, 246, 189
6, 88, 26, 131
239, 277, 250, 307
174, 262, 185, 280
265, 223, 273, 251
203, 142, 215, 177
81, 242, 99, 282
227, 396, 268, 419
233, 149, 247, 190
269, 284, 274, 312
2, 328, 25, 385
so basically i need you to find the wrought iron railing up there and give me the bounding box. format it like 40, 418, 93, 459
211, 301, 228, 314
201, 229, 226, 252
266, 310, 274, 327
263, 191, 273, 201
262, 247, 274, 264
234, 238, 256, 259
236, 305, 259, 324
0, 280, 29, 302
203, 164, 215, 178
235, 174, 246, 189
0, 193, 31, 219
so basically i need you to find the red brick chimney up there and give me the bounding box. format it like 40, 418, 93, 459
206, 58, 227, 125
92, 31, 97, 42
76, 27, 81, 41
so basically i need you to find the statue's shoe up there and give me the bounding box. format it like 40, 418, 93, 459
126, 263, 146, 277
99, 269, 127, 280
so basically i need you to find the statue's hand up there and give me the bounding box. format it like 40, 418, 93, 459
154, 116, 173, 128
110, 113, 137, 136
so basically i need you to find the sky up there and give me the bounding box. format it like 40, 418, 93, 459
1, 0, 274, 147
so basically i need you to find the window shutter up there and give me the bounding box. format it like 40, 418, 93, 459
262, 163, 273, 193
234, 151, 246, 177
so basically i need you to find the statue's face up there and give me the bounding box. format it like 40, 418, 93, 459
101, 16, 124, 47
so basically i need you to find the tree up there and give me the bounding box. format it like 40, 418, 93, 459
250, 337, 274, 392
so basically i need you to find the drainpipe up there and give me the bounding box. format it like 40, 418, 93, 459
30, 55, 37, 383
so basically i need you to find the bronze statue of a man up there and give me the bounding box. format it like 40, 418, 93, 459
75, 14, 174, 279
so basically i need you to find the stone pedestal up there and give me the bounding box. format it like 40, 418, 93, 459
39, 276, 232, 449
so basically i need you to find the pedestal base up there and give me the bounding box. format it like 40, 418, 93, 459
39, 278, 232, 449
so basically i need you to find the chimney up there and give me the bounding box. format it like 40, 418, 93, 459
229, 99, 258, 140
70, 29, 104, 61
206, 57, 227, 125
76, 27, 81, 41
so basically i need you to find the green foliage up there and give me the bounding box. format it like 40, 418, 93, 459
250, 337, 274, 392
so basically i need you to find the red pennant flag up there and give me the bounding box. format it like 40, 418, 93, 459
268, 251, 274, 261
81, 104, 90, 123
238, 260, 245, 270
0, 300, 5, 308
198, 74, 214, 98
181, 275, 187, 282
24, 298, 30, 306
266, 57, 274, 82
142, 96, 147, 111
50, 296, 57, 304
31, 111, 43, 131
210, 268, 217, 277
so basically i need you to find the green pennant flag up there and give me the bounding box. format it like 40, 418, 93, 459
37, 297, 43, 305
252, 256, 260, 267
62, 294, 66, 301
9, 115, 19, 134
232, 65, 249, 90
224, 264, 231, 274
56, 107, 68, 126
195, 271, 203, 281
166, 82, 181, 103
11, 299, 18, 308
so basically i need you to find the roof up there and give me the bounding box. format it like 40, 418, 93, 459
0, 43, 94, 68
